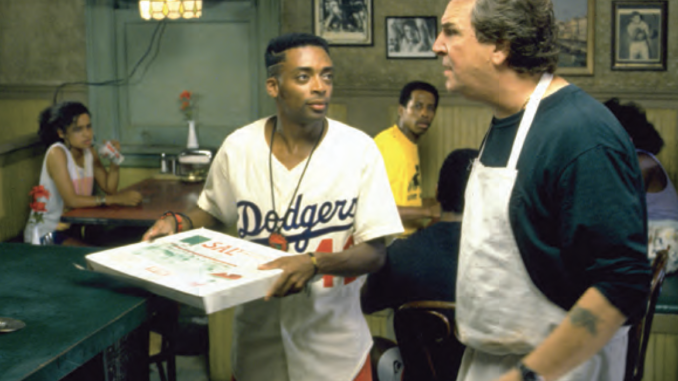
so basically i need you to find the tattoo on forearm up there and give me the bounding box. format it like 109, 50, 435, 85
569, 307, 600, 336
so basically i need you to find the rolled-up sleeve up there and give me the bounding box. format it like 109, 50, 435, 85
559, 146, 652, 319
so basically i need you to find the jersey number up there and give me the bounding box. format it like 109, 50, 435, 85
315, 237, 356, 288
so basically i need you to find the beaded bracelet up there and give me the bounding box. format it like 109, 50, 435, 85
160, 211, 182, 232
176, 212, 194, 231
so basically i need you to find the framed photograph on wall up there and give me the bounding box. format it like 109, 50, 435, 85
612, 1, 667, 71
385, 16, 437, 59
312, 0, 373, 46
553, 0, 595, 75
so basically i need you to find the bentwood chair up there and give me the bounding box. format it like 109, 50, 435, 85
625, 249, 668, 381
393, 301, 465, 381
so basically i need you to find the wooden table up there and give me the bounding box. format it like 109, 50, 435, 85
0, 243, 171, 381
61, 178, 203, 227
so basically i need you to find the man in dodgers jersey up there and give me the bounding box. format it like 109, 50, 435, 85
143, 33, 403, 381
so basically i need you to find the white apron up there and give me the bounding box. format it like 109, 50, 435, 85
456, 73, 628, 381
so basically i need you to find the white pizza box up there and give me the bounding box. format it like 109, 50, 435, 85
85, 228, 285, 314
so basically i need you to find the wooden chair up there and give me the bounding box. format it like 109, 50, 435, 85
625, 249, 668, 381
149, 300, 179, 381
149, 301, 210, 381
393, 301, 465, 381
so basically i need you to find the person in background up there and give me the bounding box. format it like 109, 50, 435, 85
323, 0, 343, 32
432, 0, 651, 380
399, 20, 425, 53
361, 148, 477, 314
605, 98, 678, 273
374, 81, 439, 236
626, 12, 652, 60
604, 98, 678, 222
143, 33, 403, 381
23, 101, 142, 246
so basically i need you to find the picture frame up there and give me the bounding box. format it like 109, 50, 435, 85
312, 0, 373, 46
553, 0, 595, 75
611, 1, 667, 71
385, 16, 437, 59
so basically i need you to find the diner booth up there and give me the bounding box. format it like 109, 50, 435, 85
1, 0, 678, 380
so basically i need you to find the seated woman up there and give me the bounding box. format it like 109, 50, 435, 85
24, 101, 142, 245
605, 98, 678, 273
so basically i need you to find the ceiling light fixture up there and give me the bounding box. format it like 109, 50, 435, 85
139, 0, 202, 20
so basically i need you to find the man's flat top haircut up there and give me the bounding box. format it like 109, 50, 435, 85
265, 33, 331, 78
399, 81, 440, 108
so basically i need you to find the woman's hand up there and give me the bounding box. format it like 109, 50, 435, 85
110, 190, 142, 206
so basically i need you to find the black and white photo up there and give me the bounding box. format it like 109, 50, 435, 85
313, 0, 372, 46
612, 1, 667, 70
386, 17, 436, 59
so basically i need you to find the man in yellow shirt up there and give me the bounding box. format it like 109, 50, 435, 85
374, 81, 439, 236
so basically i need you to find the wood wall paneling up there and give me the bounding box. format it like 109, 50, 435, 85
209, 308, 235, 381
0, 99, 51, 142
643, 332, 678, 381
327, 103, 348, 124
0, 147, 44, 242
419, 105, 492, 197
647, 109, 678, 187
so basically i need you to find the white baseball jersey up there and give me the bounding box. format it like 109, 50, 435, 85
198, 117, 403, 381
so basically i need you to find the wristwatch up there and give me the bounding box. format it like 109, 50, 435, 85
517, 362, 545, 381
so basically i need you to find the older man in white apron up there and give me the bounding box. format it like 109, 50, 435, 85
433, 1, 652, 380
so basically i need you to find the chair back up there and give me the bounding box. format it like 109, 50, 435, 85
625, 249, 668, 381
394, 301, 465, 381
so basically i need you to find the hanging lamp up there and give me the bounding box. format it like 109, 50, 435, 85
139, 0, 202, 20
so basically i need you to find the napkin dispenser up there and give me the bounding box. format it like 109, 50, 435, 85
176, 149, 213, 182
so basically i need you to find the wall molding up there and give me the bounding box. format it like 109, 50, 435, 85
0, 135, 41, 156
334, 86, 678, 103
0, 84, 87, 101
3, 84, 675, 103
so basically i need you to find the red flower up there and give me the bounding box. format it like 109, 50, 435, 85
30, 201, 47, 213
29, 185, 50, 200
179, 90, 192, 100
178, 90, 195, 120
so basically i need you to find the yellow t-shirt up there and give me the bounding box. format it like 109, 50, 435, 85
374, 125, 422, 235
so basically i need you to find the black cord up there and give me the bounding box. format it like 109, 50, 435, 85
268, 118, 326, 234
129, 20, 168, 86
52, 19, 167, 104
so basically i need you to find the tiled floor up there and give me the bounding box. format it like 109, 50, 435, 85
150, 354, 210, 381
